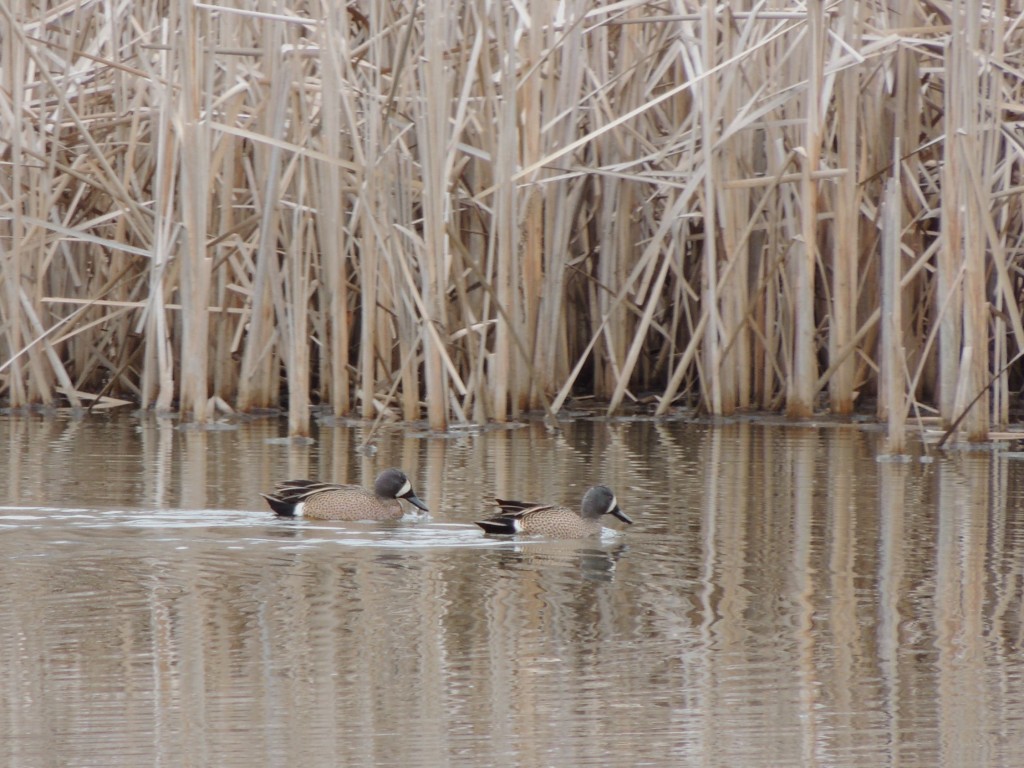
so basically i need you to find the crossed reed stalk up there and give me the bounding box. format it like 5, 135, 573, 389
1, 1, 1022, 449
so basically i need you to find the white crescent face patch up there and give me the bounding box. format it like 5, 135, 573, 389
396, 479, 411, 498
606, 495, 618, 515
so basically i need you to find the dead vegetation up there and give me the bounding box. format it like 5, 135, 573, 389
1, 1, 1022, 444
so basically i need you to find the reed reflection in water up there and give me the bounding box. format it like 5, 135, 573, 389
1, 415, 1023, 766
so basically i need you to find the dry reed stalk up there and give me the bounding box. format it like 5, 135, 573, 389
208, 102, 247, 407
176, 0, 212, 423
275, 134, 313, 437
946, 0, 989, 441
588, 15, 642, 404
893, 3, 929, 405
314, 2, 355, 417
517, 1, 544, 414
828, 0, 860, 415
140, 20, 176, 413
488, 5, 518, 423
358, 162, 381, 421
938, 10, 965, 429
369, 13, 423, 424
355, 1, 389, 420
237, 26, 289, 413
699, 2, 724, 416
415, 0, 452, 430
1, 2, 29, 408
787, 1, 825, 419
716, 6, 760, 413
881, 167, 906, 452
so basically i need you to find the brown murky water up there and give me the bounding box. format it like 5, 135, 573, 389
2, 413, 1024, 767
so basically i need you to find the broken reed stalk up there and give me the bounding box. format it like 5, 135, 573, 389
0, 1, 1022, 443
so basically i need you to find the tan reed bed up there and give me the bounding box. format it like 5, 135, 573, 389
1, 0, 1022, 442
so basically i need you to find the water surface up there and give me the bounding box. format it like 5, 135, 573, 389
2, 413, 1024, 766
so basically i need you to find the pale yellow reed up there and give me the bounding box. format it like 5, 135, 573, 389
0, 0, 1021, 444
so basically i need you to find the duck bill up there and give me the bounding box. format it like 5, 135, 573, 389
402, 491, 430, 512
611, 507, 633, 525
